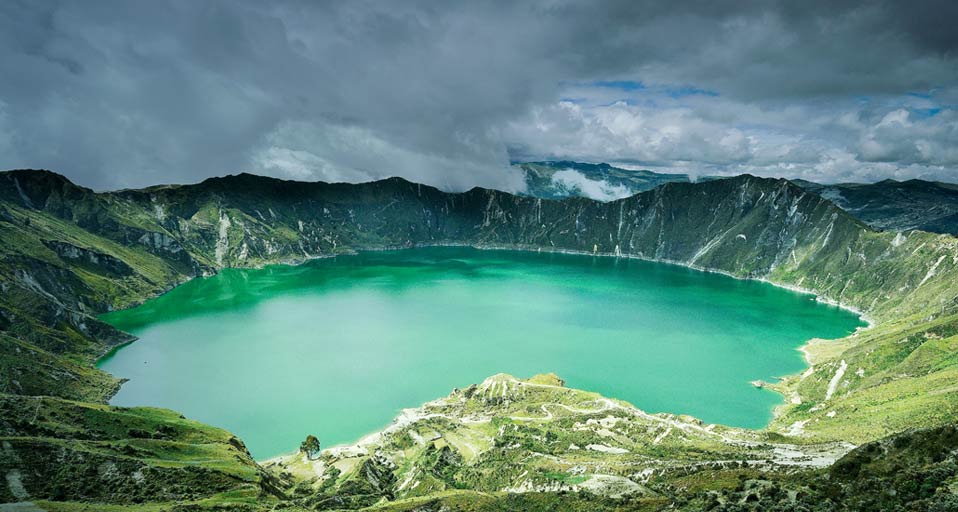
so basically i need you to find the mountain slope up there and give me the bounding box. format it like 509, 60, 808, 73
269, 381, 958, 512
518, 162, 958, 236
516, 161, 691, 200
794, 178, 958, 235
1, 169, 957, 509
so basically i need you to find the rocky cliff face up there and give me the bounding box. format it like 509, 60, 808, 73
8, 170, 946, 319
519, 161, 958, 236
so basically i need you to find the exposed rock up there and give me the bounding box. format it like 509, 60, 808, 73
43, 240, 133, 276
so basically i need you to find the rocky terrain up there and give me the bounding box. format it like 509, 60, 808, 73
264, 373, 859, 510
514, 160, 958, 235
794, 178, 958, 236
1, 169, 957, 510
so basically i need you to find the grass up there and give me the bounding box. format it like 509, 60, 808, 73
771, 309, 958, 442
0, 394, 268, 504
0, 334, 121, 401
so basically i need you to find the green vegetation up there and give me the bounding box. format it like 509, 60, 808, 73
266, 375, 958, 511
1, 168, 957, 509
0, 394, 280, 505
301, 436, 322, 461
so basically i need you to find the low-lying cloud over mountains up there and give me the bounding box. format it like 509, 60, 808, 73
1, 1, 956, 190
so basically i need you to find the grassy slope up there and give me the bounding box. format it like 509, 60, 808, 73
766, 227, 958, 442
268, 375, 958, 512
0, 169, 956, 509
0, 172, 277, 507
0, 394, 280, 505
266, 374, 818, 505
0, 333, 119, 402
360, 420, 958, 512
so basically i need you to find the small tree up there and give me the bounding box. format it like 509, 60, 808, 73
300, 434, 321, 460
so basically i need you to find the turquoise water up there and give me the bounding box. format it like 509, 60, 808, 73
98, 247, 864, 458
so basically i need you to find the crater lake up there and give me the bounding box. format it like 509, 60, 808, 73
98, 247, 865, 458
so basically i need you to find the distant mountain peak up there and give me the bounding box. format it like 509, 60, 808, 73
514, 160, 691, 201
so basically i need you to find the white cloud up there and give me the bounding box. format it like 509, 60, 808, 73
508, 100, 755, 168
507, 84, 958, 184
1, 2, 957, 188
857, 108, 958, 166
251, 120, 527, 192
253, 147, 353, 182
549, 169, 633, 201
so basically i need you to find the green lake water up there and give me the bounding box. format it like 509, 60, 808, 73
98, 247, 865, 459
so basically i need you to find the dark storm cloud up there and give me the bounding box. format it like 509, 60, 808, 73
0, 1, 956, 190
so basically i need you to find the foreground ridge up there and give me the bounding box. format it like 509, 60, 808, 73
264, 373, 855, 507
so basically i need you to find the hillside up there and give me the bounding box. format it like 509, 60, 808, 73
264, 372, 852, 509
265, 375, 958, 512
1, 169, 957, 509
794, 178, 958, 235
517, 161, 958, 236
515, 161, 691, 200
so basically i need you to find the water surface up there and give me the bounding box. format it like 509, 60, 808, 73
99, 247, 864, 458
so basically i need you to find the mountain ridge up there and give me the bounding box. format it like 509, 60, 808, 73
515, 161, 693, 200
793, 177, 958, 235
512, 160, 958, 235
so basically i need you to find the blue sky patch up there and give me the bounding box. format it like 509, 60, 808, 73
587, 80, 646, 90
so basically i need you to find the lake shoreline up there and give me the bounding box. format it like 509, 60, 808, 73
95, 242, 875, 462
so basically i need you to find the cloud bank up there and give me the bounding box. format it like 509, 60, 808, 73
549, 170, 633, 202
0, 1, 956, 190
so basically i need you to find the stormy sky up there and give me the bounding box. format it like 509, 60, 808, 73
1, 1, 957, 191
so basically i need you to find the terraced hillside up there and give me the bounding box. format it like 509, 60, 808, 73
1, 169, 957, 510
